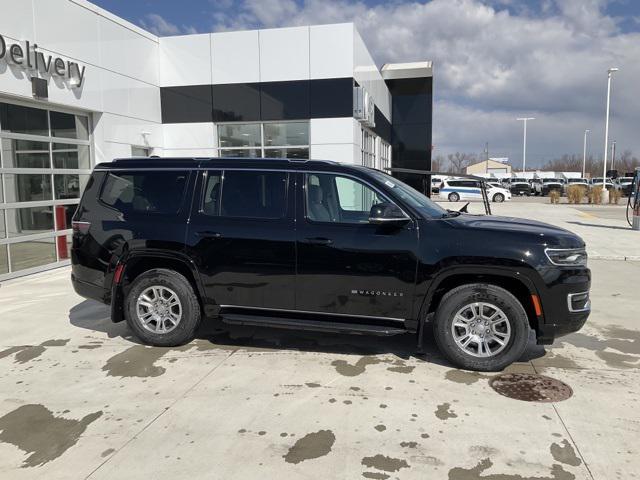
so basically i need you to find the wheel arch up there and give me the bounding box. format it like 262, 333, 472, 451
110, 251, 206, 323
419, 267, 542, 333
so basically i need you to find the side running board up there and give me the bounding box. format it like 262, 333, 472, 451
220, 313, 407, 336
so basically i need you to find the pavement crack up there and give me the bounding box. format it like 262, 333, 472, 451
83, 349, 238, 479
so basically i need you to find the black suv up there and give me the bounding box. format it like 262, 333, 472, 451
71, 158, 591, 371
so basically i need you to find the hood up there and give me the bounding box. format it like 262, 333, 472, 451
445, 214, 584, 248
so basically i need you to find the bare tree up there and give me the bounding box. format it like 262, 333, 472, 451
431, 155, 445, 172
540, 151, 639, 177
447, 152, 476, 173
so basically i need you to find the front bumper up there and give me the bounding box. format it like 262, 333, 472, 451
535, 267, 591, 344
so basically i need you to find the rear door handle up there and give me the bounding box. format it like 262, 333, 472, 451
304, 237, 333, 245
196, 231, 222, 238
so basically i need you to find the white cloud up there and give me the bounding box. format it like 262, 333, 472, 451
140, 13, 197, 36
208, 0, 639, 165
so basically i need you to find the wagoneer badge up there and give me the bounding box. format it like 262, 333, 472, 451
351, 289, 404, 297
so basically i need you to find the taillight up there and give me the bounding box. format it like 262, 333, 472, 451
113, 263, 125, 284
72, 221, 91, 235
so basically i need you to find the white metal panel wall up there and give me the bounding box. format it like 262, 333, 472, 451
259, 26, 310, 82
159, 34, 212, 87
211, 30, 260, 84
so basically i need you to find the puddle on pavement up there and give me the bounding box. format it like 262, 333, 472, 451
435, 402, 458, 420
0, 404, 102, 468
283, 429, 335, 464
560, 326, 640, 369
550, 439, 582, 467
361, 454, 409, 473
445, 369, 491, 385
448, 457, 576, 480
489, 373, 573, 402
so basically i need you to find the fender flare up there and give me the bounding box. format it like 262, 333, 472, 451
110, 250, 206, 322
417, 265, 541, 323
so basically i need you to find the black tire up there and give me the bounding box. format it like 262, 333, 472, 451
432, 284, 530, 371
448, 192, 460, 202
493, 193, 505, 203
125, 268, 201, 347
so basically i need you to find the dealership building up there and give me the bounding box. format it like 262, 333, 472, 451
0, 0, 433, 280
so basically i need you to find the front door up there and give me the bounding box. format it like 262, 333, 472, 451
185, 169, 296, 316
295, 171, 419, 320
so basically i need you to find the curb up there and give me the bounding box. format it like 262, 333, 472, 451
590, 255, 640, 262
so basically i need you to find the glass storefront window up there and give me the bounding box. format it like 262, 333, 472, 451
0, 103, 49, 136
1, 139, 50, 168
263, 122, 309, 146
6, 206, 54, 237
54, 174, 89, 200
0, 102, 91, 278
219, 148, 261, 158
264, 148, 309, 159
53, 144, 90, 169
9, 238, 57, 272
4, 174, 53, 202
0, 245, 8, 274
50, 111, 89, 140
218, 124, 261, 148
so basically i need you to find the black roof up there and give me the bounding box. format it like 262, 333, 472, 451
94, 157, 354, 172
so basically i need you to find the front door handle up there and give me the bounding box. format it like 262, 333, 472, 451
304, 237, 333, 245
196, 231, 222, 238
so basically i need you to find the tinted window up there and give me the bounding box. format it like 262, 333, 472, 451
201, 172, 222, 216
305, 173, 386, 224
100, 171, 188, 214
220, 171, 287, 219
260, 81, 309, 120
50, 111, 89, 139
160, 86, 213, 123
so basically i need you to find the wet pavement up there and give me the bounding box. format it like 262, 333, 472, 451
0, 260, 639, 479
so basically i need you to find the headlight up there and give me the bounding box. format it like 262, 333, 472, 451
545, 248, 588, 266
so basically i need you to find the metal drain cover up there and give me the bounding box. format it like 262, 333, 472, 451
489, 373, 573, 402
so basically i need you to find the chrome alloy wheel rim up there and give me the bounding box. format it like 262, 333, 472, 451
451, 302, 511, 357
136, 286, 182, 334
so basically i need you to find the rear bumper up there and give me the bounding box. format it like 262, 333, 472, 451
71, 273, 109, 304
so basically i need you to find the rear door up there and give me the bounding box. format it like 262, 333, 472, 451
185, 168, 296, 315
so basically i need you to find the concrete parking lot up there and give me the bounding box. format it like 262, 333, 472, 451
1, 204, 639, 480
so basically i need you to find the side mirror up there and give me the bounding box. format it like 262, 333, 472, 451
369, 202, 410, 225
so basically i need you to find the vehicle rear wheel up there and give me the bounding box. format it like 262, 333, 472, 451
493, 193, 505, 203
448, 192, 460, 202
432, 284, 530, 371
125, 268, 201, 347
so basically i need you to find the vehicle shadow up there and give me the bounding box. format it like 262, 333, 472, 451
69, 299, 545, 366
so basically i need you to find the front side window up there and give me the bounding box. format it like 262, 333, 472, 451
305, 173, 386, 224
100, 171, 188, 214
217, 170, 288, 219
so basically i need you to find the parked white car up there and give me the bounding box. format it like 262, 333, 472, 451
564, 178, 589, 194
438, 179, 511, 203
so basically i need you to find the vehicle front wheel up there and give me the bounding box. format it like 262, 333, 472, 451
448, 192, 460, 202
493, 193, 505, 203
432, 284, 530, 371
125, 268, 201, 347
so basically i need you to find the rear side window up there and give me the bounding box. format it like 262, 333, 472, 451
99, 171, 188, 214
203, 170, 288, 219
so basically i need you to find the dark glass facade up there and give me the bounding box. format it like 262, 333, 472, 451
384, 77, 433, 191
161, 78, 355, 124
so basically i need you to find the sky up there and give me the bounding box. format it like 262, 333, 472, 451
92, 0, 640, 168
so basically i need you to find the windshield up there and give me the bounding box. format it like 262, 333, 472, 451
543, 179, 560, 183
568, 179, 586, 183
512, 178, 527, 182
366, 170, 447, 218
619, 178, 633, 183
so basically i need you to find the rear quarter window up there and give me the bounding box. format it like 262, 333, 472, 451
99, 170, 189, 214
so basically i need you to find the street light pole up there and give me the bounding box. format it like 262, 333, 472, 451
517, 117, 535, 173
582, 129, 590, 178
602, 67, 619, 203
